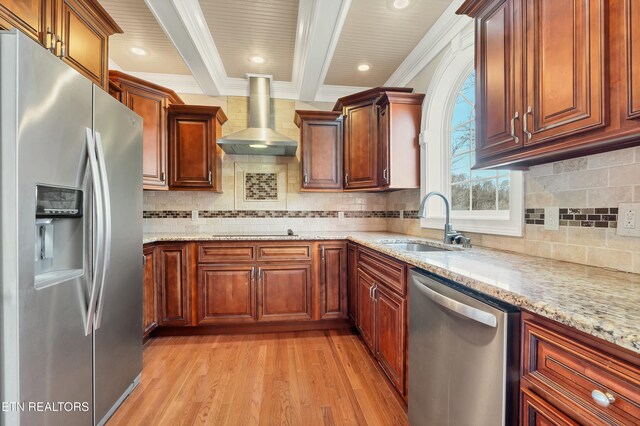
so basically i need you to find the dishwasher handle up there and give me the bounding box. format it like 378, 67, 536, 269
414, 279, 497, 328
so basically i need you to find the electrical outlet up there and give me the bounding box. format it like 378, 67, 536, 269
338, 211, 345, 222
400, 210, 404, 219
544, 206, 560, 231
191, 210, 198, 221
616, 203, 640, 237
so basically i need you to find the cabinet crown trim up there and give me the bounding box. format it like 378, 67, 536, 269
168, 104, 228, 124
294, 110, 342, 128
332, 87, 413, 111
109, 71, 184, 104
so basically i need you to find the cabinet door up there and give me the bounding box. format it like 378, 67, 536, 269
197, 265, 256, 325
521, 389, 578, 426
378, 104, 390, 186
476, 0, 523, 159
524, 0, 606, 145
356, 268, 375, 351
301, 119, 343, 190
0, 0, 51, 44
347, 244, 358, 322
258, 265, 312, 321
127, 88, 168, 189
157, 244, 190, 326
626, 0, 640, 119
374, 285, 406, 394
143, 246, 158, 337
319, 243, 347, 320
344, 102, 379, 189
56, 0, 109, 88
169, 114, 215, 189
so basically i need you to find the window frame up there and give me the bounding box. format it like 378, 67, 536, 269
419, 28, 524, 237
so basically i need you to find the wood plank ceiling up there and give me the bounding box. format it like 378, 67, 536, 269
199, 0, 299, 81
99, 0, 192, 75
325, 0, 452, 87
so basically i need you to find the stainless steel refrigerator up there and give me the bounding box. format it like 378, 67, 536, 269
0, 30, 143, 425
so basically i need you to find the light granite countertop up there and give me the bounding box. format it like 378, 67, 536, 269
144, 231, 640, 354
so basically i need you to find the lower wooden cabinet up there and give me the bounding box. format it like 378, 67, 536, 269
197, 265, 256, 325
356, 267, 376, 351
520, 311, 640, 425
355, 250, 408, 398
157, 244, 190, 326
319, 242, 348, 320
374, 285, 406, 392
258, 264, 312, 322
143, 245, 158, 338
521, 388, 578, 426
347, 243, 358, 323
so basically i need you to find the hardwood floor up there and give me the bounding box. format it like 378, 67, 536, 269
108, 330, 408, 425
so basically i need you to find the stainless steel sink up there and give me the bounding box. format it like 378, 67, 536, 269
383, 242, 448, 252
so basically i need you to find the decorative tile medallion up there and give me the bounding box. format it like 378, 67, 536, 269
245, 173, 278, 201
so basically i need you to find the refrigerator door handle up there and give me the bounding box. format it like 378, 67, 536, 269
85, 128, 104, 336
93, 131, 112, 330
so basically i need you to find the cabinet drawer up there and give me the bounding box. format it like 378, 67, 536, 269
256, 244, 311, 262
358, 247, 406, 295
198, 243, 255, 263
522, 318, 640, 425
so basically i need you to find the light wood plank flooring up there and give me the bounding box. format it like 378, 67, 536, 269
108, 330, 408, 426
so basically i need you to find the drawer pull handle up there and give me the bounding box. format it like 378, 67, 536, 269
591, 390, 615, 408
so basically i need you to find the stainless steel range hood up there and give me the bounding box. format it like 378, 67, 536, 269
217, 76, 298, 156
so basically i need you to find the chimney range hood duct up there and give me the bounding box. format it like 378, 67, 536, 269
217, 76, 298, 156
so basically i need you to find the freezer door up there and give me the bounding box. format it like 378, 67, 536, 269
1, 30, 94, 425
92, 86, 143, 425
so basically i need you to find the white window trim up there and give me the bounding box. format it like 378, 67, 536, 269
419, 25, 524, 237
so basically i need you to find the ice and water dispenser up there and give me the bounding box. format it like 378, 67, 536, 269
34, 184, 85, 288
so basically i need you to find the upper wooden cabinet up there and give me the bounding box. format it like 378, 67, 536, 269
168, 105, 227, 191
626, 0, 640, 119
294, 110, 343, 192
109, 71, 184, 190
376, 92, 424, 190
0, 0, 121, 89
459, 0, 640, 168
333, 87, 423, 191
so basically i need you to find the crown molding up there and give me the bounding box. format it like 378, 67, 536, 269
126, 72, 203, 94
385, 0, 472, 87
108, 58, 123, 71
315, 84, 370, 103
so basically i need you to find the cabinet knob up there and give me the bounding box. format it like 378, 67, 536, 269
591, 390, 615, 408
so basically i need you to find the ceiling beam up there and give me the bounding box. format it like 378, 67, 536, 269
384, 0, 471, 87
145, 0, 225, 95
293, 0, 351, 101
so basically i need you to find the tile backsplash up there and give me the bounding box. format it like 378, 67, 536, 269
387, 146, 640, 273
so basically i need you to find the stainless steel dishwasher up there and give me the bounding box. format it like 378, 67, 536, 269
408, 268, 520, 426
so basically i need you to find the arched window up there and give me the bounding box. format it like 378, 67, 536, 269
449, 71, 510, 212
421, 28, 523, 236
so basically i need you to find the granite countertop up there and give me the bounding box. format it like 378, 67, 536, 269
144, 231, 640, 354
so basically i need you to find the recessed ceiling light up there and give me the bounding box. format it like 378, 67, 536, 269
357, 64, 370, 72
250, 55, 266, 64
249, 144, 268, 149
393, 0, 410, 9
130, 47, 148, 56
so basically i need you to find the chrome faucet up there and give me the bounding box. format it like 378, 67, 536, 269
417, 191, 471, 247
